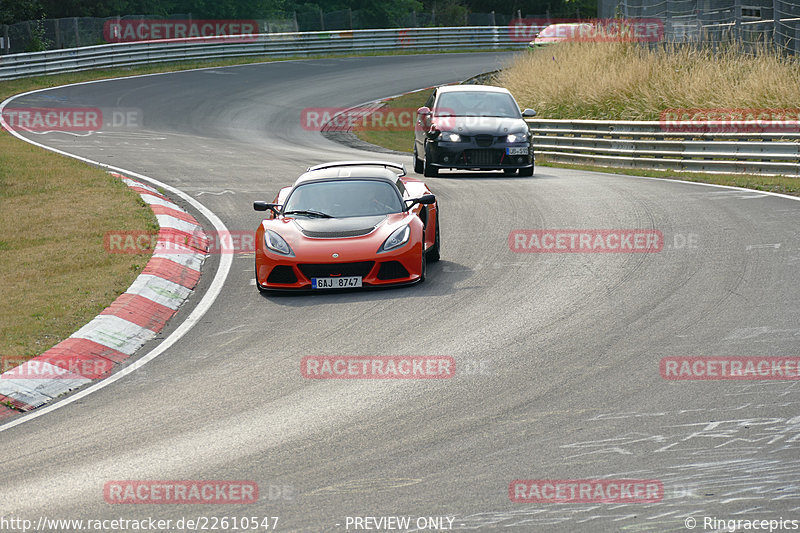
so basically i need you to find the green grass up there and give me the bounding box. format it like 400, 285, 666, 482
354, 89, 429, 153
0, 132, 157, 361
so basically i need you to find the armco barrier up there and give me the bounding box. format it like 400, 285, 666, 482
0, 26, 532, 80
528, 119, 800, 176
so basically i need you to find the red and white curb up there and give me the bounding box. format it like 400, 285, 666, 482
0, 172, 207, 418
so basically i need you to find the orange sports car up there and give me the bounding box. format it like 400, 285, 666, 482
253, 161, 439, 291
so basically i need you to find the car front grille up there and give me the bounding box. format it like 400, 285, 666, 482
377, 261, 410, 280
463, 149, 504, 166
298, 261, 375, 279
300, 228, 375, 238
474, 134, 495, 147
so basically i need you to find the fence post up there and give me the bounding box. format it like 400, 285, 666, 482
54, 18, 62, 48
73, 17, 79, 47
2, 24, 9, 54
319, 7, 324, 31
490, 11, 496, 26
348, 8, 353, 29
795, 23, 800, 56
733, 0, 742, 41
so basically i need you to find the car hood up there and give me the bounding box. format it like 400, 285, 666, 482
431, 115, 527, 136
292, 215, 386, 238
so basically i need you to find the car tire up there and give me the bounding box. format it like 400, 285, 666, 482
414, 145, 424, 174
423, 143, 438, 177
426, 211, 440, 262
519, 166, 534, 177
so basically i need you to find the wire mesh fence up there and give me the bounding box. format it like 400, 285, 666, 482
0, 10, 520, 55
614, 0, 800, 53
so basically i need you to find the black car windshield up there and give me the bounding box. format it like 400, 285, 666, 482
283, 179, 404, 218
435, 91, 521, 118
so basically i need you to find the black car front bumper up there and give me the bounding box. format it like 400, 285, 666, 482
427, 140, 534, 171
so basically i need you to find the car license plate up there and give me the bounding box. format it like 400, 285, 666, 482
506, 147, 528, 155
312, 276, 362, 289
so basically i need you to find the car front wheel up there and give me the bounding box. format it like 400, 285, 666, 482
423, 143, 438, 177
414, 145, 424, 174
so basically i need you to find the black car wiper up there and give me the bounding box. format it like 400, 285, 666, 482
284, 209, 333, 218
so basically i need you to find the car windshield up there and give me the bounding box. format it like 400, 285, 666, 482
283, 179, 403, 218
434, 91, 521, 118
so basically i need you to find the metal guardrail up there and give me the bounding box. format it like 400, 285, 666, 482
0, 26, 530, 80
527, 119, 800, 176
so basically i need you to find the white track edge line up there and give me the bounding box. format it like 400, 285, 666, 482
0, 83, 233, 432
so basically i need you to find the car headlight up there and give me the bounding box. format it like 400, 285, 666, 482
379, 225, 411, 252
439, 132, 461, 142
507, 132, 529, 143
264, 229, 294, 256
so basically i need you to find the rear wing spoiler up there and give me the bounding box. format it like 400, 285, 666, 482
306, 160, 406, 176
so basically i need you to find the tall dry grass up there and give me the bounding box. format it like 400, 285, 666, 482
496, 41, 800, 120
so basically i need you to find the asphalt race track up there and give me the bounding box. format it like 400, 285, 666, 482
2, 53, 799, 532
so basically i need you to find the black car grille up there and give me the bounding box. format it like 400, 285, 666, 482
298, 261, 375, 279
463, 149, 504, 166
475, 134, 495, 147
300, 228, 375, 238
377, 261, 410, 280
267, 265, 298, 284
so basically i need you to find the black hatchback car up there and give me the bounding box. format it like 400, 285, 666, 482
413, 85, 536, 177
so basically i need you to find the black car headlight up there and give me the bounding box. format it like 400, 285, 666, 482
264, 229, 294, 256
379, 225, 411, 252
506, 132, 529, 143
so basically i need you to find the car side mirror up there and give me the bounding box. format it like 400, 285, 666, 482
522, 108, 537, 117
405, 194, 436, 210
417, 106, 431, 117
254, 201, 281, 215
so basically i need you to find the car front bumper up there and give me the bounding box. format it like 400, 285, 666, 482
427, 141, 534, 171
256, 243, 424, 291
